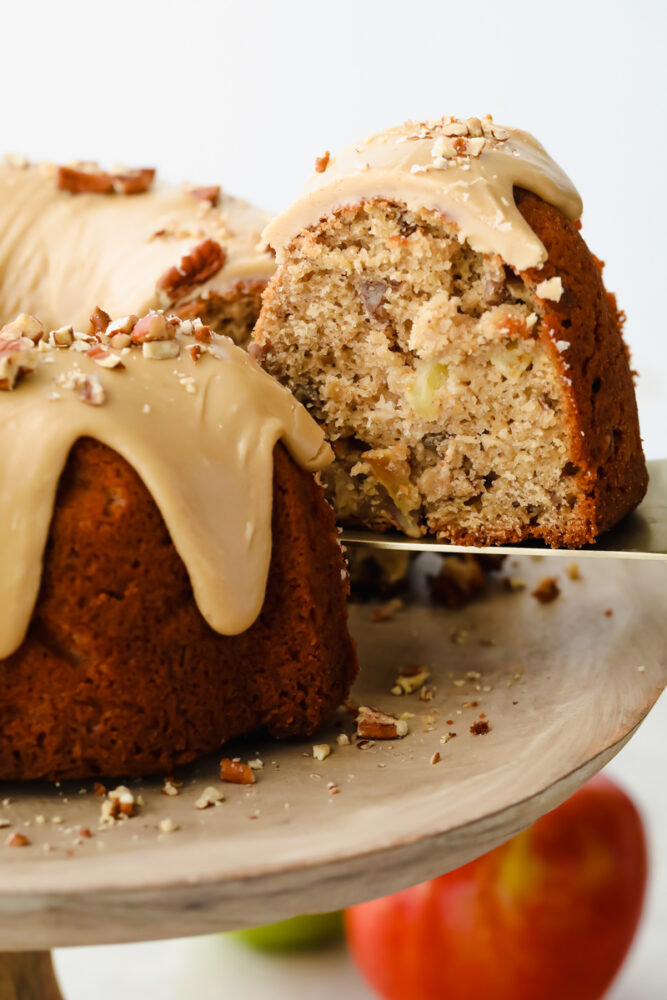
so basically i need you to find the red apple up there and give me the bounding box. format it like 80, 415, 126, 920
345, 774, 647, 1000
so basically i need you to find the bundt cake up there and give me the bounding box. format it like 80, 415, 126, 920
254, 116, 648, 547
0, 310, 357, 780
0, 156, 275, 347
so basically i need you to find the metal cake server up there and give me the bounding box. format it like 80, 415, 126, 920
341, 458, 667, 561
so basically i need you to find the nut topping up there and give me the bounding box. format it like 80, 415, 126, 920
315, 151, 331, 173
86, 344, 125, 370
219, 758, 255, 784
54, 370, 106, 406
56, 165, 155, 195
157, 239, 227, 300
130, 311, 175, 344
189, 185, 221, 206
87, 306, 112, 338
356, 705, 409, 740
0, 314, 44, 344
0, 337, 38, 390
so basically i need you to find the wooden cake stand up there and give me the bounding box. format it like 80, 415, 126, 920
0, 555, 664, 998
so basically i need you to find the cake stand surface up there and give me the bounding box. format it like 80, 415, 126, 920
0, 557, 664, 996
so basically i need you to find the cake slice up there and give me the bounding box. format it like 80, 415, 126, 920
253, 117, 647, 546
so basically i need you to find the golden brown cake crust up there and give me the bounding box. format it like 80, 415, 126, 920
514, 189, 648, 543
0, 440, 357, 781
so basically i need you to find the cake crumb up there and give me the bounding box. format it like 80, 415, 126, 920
162, 778, 181, 797
430, 752, 441, 765
336, 733, 350, 746
440, 732, 457, 744
312, 743, 331, 761
566, 562, 581, 581
158, 817, 179, 834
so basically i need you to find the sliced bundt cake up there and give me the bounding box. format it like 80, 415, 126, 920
0, 310, 357, 779
254, 117, 647, 546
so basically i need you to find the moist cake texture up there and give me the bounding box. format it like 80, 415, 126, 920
254, 117, 647, 546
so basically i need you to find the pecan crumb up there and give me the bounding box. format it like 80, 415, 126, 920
314, 151, 330, 173
6, 832, 29, 847
157, 239, 227, 300
195, 786, 225, 809
190, 185, 221, 205
57, 165, 155, 195
87, 306, 112, 337
470, 720, 491, 736
356, 705, 408, 740
220, 758, 255, 785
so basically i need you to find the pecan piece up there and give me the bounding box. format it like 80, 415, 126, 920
315, 150, 330, 173
5, 832, 29, 847
130, 312, 175, 343
219, 758, 255, 785
157, 239, 227, 300
87, 306, 112, 338
0, 313, 44, 344
86, 344, 124, 369
356, 706, 408, 740
0, 337, 38, 390
57, 165, 155, 195
189, 185, 221, 205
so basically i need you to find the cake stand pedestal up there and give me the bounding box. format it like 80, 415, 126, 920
0, 952, 62, 999
0, 557, 664, 997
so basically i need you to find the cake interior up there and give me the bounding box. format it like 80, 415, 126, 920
174, 280, 267, 348
257, 199, 586, 542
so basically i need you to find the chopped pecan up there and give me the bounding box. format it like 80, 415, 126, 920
195, 786, 225, 809
315, 150, 330, 173
49, 326, 74, 348
57, 165, 155, 195
0, 337, 38, 390
356, 706, 408, 740
86, 344, 124, 369
142, 340, 180, 360
359, 280, 388, 317
112, 169, 155, 195
190, 185, 220, 205
55, 370, 106, 406
220, 758, 255, 784
157, 239, 227, 300
88, 306, 112, 338
6, 832, 29, 847
0, 313, 44, 344
130, 312, 175, 343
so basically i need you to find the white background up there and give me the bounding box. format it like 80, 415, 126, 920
2, 0, 664, 994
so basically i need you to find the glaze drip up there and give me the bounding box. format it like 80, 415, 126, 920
0, 329, 331, 659
263, 117, 582, 271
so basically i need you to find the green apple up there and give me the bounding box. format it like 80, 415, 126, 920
231, 911, 343, 951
